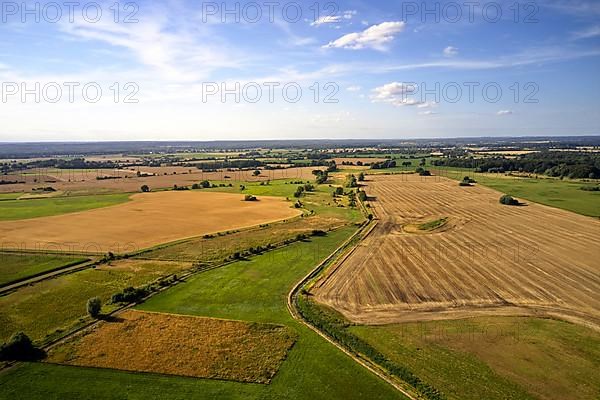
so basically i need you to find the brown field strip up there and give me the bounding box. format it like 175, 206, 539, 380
0, 191, 300, 253
45, 310, 297, 383
313, 174, 600, 329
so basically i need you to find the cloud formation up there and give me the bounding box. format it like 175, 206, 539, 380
323, 21, 405, 50
371, 82, 437, 107
443, 46, 459, 57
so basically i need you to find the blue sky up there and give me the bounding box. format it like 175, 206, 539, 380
0, 0, 599, 141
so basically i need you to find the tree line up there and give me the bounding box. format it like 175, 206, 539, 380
431, 151, 600, 179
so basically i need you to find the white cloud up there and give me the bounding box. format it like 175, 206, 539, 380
443, 46, 459, 57
572, 25, 600, 39
371, 82, 432, 107
311, 16, 342, 26
346, 85, 362, 92
311, 10, 356, 26
343, 10, 357, 19
57, 8, 244, 83
497, 110, 513, 115
419, 110, 438, 115
323, 21, 405, 51
371, 82, 416, 101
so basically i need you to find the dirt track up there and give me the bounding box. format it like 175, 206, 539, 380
0, 191, 300, 253
313, 174, 600, 329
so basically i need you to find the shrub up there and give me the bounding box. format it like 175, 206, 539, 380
358, 172, 365, 181
580, 186, 600, 192
0, 332, 41, 361
499, 194, 519, 206
357, 190, 367, 202
416, 167, 431, 176
86, 297, 102, 318
111, 286, 149, 304
294, 186, 305, 198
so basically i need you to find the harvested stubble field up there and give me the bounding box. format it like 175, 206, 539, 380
46, 310, 296, 383
0, 166, 324, 193
0, 191, 300, 253
314, 174, 600, 329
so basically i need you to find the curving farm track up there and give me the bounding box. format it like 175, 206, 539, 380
313, 174, 600, 330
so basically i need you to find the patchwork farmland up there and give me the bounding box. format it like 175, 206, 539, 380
1, 140, 599, 400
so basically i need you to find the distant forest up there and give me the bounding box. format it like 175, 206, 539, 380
432, 151, 600, 179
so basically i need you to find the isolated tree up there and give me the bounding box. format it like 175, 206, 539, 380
358, 172, 365, 181
87, 297, 102, 318
345, 174, 358, 188
358, 190, 367, 202
253, 170, 261, 176
140, 185, 150, 192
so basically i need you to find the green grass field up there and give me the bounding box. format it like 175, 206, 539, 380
351, 317, 600, 400
0, 228, 406, 400
0, 193, 132, 220
0, 253, 87, 287
0, 193, 23, 200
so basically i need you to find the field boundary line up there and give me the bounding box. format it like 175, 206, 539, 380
287, 219, 419, 400
0, 259, 95, 296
